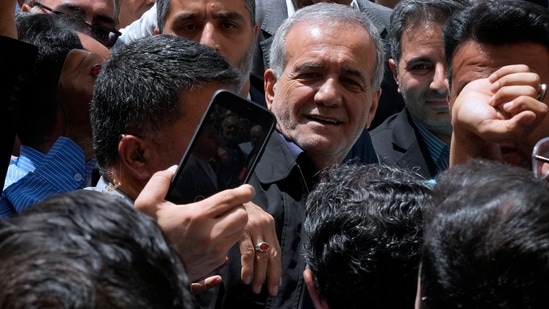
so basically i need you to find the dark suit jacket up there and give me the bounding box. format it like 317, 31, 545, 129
370, 108, 439, 179
249, 72, 267, 108
1, 36, 37, 192
207, 132, 315, 309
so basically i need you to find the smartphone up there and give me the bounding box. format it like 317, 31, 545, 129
165, 89, 276, 204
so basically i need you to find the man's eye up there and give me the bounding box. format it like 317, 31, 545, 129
222, 22, 237, 29
341, 78, 365, 92
409, 64, 432, 74
181, 24, 198, 31
297, 72, 320, 79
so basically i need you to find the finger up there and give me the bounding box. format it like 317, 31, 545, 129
253, 215, 282, 296
190, 275, 223, 294
239, 231, 255, 285
134, 165, 177, 217
210, 206, 249, 252
264, 227, 282, 296
491, 85, 539, 108
251, 237, 270, 294
194, 184, 255, 218
488, 64, 531, 83
500, 96, 548, 117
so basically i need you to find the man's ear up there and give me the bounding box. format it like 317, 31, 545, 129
388, 58, 400, 90
303, 268, 330, 309
252, 23, 259, 41
118, 134, 150, 181
264, 69, 277, 111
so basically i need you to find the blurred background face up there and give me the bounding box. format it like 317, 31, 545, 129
23, 0, 120, 47
392, 22, 451, 136
249, 125, 265, 148
222, 116, 240, 140
117, 0, 154, 29
26, 0, 118, 29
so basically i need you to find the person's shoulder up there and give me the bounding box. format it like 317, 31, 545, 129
358, 0, 393, 15
255, 0, 286, 23
370, 110, 403, 137
357, 0, 392, 28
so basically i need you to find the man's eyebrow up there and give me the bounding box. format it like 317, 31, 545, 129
172, 12, 199, 23
212, 11, 246, 22
171, 11, 246, 24
293, 62, 323, 72
341, 66, 367, 83
405, 56, 434, 65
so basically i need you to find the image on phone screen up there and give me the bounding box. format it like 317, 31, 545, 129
166, 90, 276, 204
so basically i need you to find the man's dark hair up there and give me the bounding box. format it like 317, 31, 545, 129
15, 13, 84, 148
0, 190, 196, 308
303, 163, 432, 309
91, 34, 240, 176
420, 159, 549, 309
389, 0, 468, 66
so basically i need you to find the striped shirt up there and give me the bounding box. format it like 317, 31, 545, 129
411, 117, 450, 173
0, 137, 96, 218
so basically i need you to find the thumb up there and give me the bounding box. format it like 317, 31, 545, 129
134, 165, 178, 218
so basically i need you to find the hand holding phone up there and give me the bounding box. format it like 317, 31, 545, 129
166, 90, 275, 204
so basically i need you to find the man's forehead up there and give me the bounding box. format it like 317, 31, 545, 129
42, 0, 117, 17
42, 0, 115, 9
171, 0, 252, 20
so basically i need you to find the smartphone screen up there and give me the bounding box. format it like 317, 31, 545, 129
165, 90, 275, 204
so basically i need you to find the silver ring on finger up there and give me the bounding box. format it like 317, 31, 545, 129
538, 83, 547, 102
254, 241, 270, 253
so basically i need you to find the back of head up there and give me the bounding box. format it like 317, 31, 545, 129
0, 190, 195, 308
15, 13, 83, 148
444, 0, 549, 82
304, 163, 432, 309
389, 0, 469, 63
269, 2, 385, 89
91, 34, 240, 176
420, 159, 549, 309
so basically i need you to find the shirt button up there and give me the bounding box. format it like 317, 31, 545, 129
74, 173, 83, 182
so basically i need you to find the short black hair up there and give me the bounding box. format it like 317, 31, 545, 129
0, 190, 196, 308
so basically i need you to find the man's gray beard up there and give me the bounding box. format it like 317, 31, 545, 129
235, 43, 255, 93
